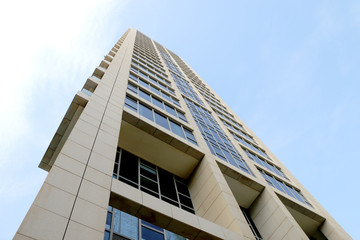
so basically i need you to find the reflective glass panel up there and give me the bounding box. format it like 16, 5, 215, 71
154, 112, 170, 130
141, 226, 164, 240
120, 211, 139, 240
139, 103, 154, 121
169, 120, 184, 138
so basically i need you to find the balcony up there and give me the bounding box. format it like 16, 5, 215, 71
121, 107, 204, 179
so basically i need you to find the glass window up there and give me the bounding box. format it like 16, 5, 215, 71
139, 71, 148, 80
142, 220, 163, 232
175, 181, 190, 197
140, 176, 159, 196
269, 175, 284, 193
260, 171, 273, 186
139, 79, 149, 89
212, 144, 225, 159
178, 195, 193, 209
154, 112, 170, 130
127, 83, 138, 94
158, 169, 178, 202
125, 96, 137, 111
165, 230, 186, 240
151, 85, 161, 96
139, 89, 151, 102
119, 150, 139, 187
165, 104, 177, 117
140, 162, 157, 181
183, 128, 196, 144
149, 76, 158, 85
223, 150, 237, 167
120, 211, 139, 240
139, 103, 154, 121
141, 226, 164, 240
105, 212, 112, 229
177, 111, 187, 122
113, 209, 121, 233
113, 149, 195, 214
168, 88, 175, 95
172, 98, 180, 106
158, 83, 167, 91
169, 120, 185, 138
130, 66, 138, 73
104, 231, 110, 240
152, 97, 164, 109
162, 93, 172, 102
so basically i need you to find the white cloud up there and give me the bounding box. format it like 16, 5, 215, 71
0, 0, 128, 237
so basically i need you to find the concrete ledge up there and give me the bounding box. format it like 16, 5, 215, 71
39, 92, 89, 171
278, 194, 325, 223
122, 107, 204, 161
110, 179, 244, 240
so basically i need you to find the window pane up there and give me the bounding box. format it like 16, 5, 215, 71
162, 93, 172, 102
175, 183, 190, 200
158, 83, 167, 91
158, 169, 178, 201
212, 144, 225, 159
168, 88, 175, 95
151, 85, 161, 96
152, 97, 164, 109
165, 230, 186, 240
271, 177, 285, 193
141, 226, 164, 240
119, 150, 139, 186
142, 220, 163, 232
223, 150, 237, 167
154, 112, 170, 130
127, 83, 137, 94
177, 111, 186, 122
113, 209, 121, 233
140, 162, 158, 181
149, 76, 158, 85
172, 98, 180, 106
165, 104, 177, 117
105, 212, 112, 229
120, 211, 139, 240
139, 103, 154, 121
129, 73, 138, 81
169, 120, 185, 138
140, 176, 158, 193
130, 66, 138, 73
139, 71, 148, 80
178, 194, 194, 209
125, 96, 137, 111
104, 231, 110, 240
139, 89, 151, 102
139, 79, 149, 89
183, 128, 196, 144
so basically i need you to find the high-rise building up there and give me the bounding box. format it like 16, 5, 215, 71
14, 28, 351, 240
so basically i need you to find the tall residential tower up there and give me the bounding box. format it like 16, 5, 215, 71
15, 29, 352, 240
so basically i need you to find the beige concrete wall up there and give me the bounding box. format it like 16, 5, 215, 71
249, 189, 309, 240
14, 29, 135, 240
189, 155, 256, 240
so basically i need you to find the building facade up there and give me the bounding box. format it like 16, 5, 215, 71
14, 29, 352, 240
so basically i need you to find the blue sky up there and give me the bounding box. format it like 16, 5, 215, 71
0, 0, 359, 239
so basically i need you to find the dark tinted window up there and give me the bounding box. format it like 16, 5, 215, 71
119, 150, 138, 187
